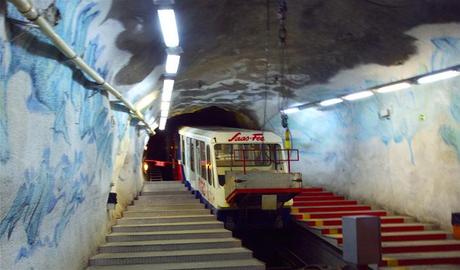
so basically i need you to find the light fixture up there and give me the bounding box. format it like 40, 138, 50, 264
135, 92, 157, 111
417, 70, 460, 84
159, 116, 167, 130
376, 82, 411, 93
161, 79, 174, 102
158, 9, 179, 48
319, 98, 343, 107
282, 107, 300, 114
343, 90, 374, 101
149, 120, 159, 130
160, 101, 171, 112
165, 54, 180, 74
161, 109, 169, 117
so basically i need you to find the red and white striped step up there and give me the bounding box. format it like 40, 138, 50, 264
312, 223, 436, 234
324, 230, 452, 245
291, 187, 460, 268
293, 200, 358, 207
296, 216, 414, 226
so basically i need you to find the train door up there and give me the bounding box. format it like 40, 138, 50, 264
188, 138, 199, 190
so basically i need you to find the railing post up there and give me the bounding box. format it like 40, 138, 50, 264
243, 149, 246, 174
287, 149, 291, 174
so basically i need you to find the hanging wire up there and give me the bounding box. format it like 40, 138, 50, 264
262, 0, 270, 130
277, 0, 288, 111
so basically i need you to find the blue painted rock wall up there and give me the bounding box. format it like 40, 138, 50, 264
0, 1, 149, 269
269, 24, 460, 230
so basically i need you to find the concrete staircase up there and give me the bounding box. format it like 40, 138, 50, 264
147, 167, 163, 181
87, 181, 264, 270
291, 187, 460, 268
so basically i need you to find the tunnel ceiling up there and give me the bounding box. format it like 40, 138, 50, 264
106, 0, 460, 118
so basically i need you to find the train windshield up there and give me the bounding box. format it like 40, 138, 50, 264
214, 144, 282, 167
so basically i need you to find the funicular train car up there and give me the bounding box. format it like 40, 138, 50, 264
178, 126, 302, 228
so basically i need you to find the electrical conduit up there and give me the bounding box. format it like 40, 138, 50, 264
8, 0, 155, 135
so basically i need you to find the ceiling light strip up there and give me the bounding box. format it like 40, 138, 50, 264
158, 9, 179, 48
281, 65, 460, 115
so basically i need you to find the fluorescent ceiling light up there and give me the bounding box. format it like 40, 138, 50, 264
282, 107, 300, 114
343, 91, 374, 101
161, 79, 174, 102
159, 117, 167, 130
135, 92, 157, 111
160, 101, 170, 112
161, 108, 169, 117
376, 82, 411, 93
417, 70, 460, 84
165, 54, 180, 74
319, 98, 343, 107
151, 122, 158, 130
158, 9, 179, 48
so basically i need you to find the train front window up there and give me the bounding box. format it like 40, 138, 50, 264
214, 144, 281, 167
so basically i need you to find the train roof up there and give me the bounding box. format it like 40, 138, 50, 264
178, 126, 282, 144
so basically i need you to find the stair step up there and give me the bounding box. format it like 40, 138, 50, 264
382, 240, 460, 253
297, 210, 387, 219
134, 198, 198, 205
293, 195, 345, 201
293, 200, 358, 207
292, 205, 371, 213
144, 181, 181, 184
297, 216, 414, 226
99, 238, 241, 253
141, 186, 191, 196
313, 223, 436, 234
141, 190, 190, 196
106, 229, 232, 242
127, 204, 204, 211
124, 209, 210, 217
138, 195, 195, 202
298, 187, 324, 193
142, 183, 183, 190
326, 230, 451, 244
89, 247, 253, 266
380, 251, 460, 267
112, 221, 224, 232
117, 215, 216, 225
86, 258, 264, 270
295, 192, 334, 197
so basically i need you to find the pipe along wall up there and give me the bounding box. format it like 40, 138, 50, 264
1, 1, 151, 269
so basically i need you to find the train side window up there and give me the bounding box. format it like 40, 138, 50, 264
199, 141, 207, 181
218, 175, 225, 186
190, 139, 195, 172
181, 137, 185, 166
206, 145, 212, 186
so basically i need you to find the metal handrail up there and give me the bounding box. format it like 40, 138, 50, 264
8, 0, 155, 135
232, 149, 300, 174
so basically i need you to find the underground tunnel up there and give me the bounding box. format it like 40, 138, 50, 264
1, 0, 460, 270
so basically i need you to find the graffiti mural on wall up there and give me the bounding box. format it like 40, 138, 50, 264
0, 0, 117, 263
0, 1, 10, 164
267, 26, 460, 231
432, 37, 460, 161
0, 148, 93, 260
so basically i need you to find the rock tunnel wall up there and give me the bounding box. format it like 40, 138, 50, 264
0, 1, 148, 269
269, 24, 460, 230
